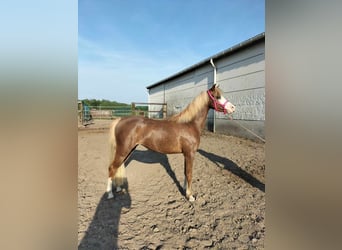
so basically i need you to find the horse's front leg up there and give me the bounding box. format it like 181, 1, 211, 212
184, 151, 195, 202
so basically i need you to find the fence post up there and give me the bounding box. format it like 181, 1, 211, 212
131, 102, 135, 116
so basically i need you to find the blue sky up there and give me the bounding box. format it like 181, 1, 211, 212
78, 0, 265, 103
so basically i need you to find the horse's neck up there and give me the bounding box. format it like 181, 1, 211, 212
191, 105, 210, 132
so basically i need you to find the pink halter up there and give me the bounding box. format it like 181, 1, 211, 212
207, 90, 228, 114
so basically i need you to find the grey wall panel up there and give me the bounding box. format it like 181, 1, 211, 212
147, 35, 265, 139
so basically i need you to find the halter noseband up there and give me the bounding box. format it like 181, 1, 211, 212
207, 90, 228, 114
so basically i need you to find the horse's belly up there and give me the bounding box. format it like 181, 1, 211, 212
140, 129, 182, 154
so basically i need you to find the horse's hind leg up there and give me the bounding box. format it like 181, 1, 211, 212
107, 155, 126, 199
107, 160, 123, 199
113, 164, 125, 193
107, 146, 137, 199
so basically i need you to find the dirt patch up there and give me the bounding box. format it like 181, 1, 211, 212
78, 121, 265, 249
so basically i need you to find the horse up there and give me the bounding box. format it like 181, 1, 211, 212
106, 84, 235, 202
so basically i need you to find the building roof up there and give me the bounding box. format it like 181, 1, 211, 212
146, 32, 265, 90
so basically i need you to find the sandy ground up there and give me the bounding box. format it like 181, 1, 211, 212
78, 120, 265, 249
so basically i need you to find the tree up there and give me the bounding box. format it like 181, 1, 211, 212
80, 99, 129, 107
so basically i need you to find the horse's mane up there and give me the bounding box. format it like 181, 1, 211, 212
168, 91, 209, 123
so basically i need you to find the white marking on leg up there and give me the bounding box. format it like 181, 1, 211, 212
189, 195, 195, 202
106, 177, 112, 192
116, 186, 122, 193
184, 177, 195, 202
106, 177, 114, 199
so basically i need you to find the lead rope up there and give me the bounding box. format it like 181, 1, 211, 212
208, 90, 265, 143
229, 116, 266, 143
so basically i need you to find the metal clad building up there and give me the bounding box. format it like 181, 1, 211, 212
146, 33, 265, 141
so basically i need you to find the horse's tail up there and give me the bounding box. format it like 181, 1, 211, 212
108, 118, 127, 187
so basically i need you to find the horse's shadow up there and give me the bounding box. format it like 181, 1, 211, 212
78, 149, 185, 249
78, 187, 131, 249
125, 148, 185, 196
197, 149, 265, 193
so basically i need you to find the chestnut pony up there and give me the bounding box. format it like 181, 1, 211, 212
107, 84, 235, 202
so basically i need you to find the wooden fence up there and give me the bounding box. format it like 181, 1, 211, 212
78, 101, 167, 125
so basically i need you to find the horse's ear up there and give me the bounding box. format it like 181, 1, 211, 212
211, 84, 219, 90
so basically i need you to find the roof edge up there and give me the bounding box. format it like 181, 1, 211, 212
146, 32, 265, 90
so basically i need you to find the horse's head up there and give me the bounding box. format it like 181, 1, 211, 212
207, 84, 236, 114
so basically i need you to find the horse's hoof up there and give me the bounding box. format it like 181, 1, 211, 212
188, 195, 195, 202
107, 192, 114, 199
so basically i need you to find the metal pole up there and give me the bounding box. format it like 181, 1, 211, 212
210, 58, 216, 133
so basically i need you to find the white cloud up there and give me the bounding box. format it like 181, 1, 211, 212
78, 36, 202, 103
